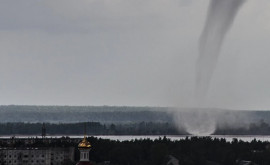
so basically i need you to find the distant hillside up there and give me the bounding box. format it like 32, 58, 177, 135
0, 105, 172, 123
1, 105, 270, 125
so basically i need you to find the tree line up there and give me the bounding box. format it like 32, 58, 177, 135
3, 121, 270, 135
215, 120, 270, 135
0, 122, 185, 135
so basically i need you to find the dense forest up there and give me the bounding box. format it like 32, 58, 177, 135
2, 121, 270, 135
0, 122, 184, 135
1, 136, 270, 165
215, 119, 270, 135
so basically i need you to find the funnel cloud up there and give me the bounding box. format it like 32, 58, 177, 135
196, 0, 246, 100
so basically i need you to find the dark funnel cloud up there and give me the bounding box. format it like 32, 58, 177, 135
196, 0, 245, 101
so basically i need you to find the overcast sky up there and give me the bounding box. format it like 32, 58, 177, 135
0, 0, 269, 109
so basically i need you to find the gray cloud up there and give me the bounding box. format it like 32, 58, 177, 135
0, 0, 269, 109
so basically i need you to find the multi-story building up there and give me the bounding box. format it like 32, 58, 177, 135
0, 147, 74, 165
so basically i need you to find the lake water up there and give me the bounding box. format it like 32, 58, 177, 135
1, 135, 270, 142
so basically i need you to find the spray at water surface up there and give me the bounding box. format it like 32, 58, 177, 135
178, 0, 246, 135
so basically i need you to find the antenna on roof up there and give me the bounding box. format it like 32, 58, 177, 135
42, 123, 46, 139
84, 122, 87, 138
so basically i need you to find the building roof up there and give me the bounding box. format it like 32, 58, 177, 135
76, 161, 93, 165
